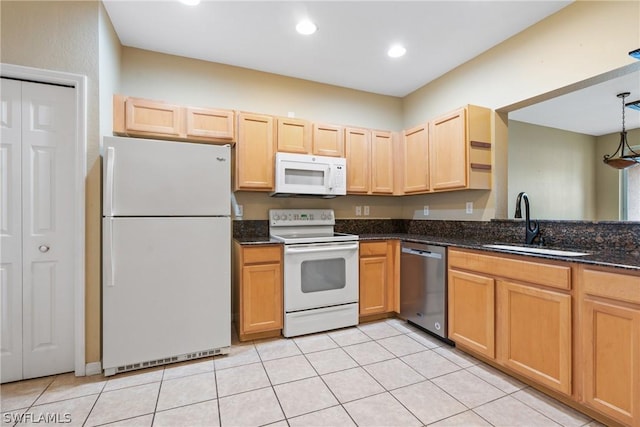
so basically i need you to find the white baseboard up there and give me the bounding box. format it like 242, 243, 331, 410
85, 362, 102, 376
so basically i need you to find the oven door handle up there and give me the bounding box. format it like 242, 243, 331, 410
284, 242, 359, 254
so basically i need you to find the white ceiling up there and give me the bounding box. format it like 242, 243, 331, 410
102, 0, 640, 136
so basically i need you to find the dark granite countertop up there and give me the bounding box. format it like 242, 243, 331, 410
234, 236, 280, 245
357, 233, 640, 272
236, 233, 640, 272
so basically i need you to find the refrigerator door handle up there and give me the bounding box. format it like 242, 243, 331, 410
105, 146, 115, 215
104, 218, 115, 287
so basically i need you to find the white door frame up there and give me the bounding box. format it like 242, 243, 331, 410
1, 63, 87, 376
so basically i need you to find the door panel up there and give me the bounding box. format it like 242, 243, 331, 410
0, 79, 24, 383
21, 81, 76, 380
1, 79, 76, 382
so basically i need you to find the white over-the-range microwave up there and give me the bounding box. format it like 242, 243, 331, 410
271, 152, 347, 198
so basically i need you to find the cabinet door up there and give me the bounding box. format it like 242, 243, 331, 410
345, 127, 370, 194
360, 256, 388, 316
448, 269, 495, 358
371, 131, 394, 194
241, 262, 283, 334
185, 107, 235, 141
313, 123, 344, 157
402, 124, 430, 193
582, 298, 640, 425
125, 97, 182, 137
276, 117, 311, 154
430, 108, 467, 190
498, 280, 572, 395
236, 113, 275, 190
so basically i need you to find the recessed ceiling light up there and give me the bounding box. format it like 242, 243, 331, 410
387, 45, 407, 58
296, 20, 318, 35
179, 0, 200, 5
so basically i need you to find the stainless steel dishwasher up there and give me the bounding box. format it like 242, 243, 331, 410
400, 242, 451, 343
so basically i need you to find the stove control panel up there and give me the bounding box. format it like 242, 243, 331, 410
269, 209, 335, 226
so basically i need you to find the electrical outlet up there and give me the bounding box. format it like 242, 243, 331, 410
466, 202, 473, 214
423, 205, 429, 216
355, 206, 362, 216
364, 206, 370, 216
236, 204, 243, 217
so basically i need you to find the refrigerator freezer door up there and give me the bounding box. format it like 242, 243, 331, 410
103, 136, 230, 216
102, 216, 230, 370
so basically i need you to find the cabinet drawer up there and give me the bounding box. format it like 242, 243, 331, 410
582, 267, 640, 304
243, 245, 281, 265
360, 241, 387, 257
449, 249, 571, 290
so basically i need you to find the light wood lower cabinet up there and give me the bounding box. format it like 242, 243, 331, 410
448, 248, 572, 395
497, 279, 572, 395
233, 243, 283, 341
579, 266, 640, 426
359, 240, 399, 317
448, 269, 495, 358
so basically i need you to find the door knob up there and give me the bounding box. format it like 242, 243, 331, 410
39, 245, 50, 253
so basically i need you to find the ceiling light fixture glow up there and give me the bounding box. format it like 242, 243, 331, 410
179, 0, 200, 5
387, 45, 406, 58
296, 20, 317, 35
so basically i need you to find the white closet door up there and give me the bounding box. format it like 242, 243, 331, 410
1, 79, 24, 383
0, 78, 76, 382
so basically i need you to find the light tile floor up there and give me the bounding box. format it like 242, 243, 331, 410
1, 319, 606, 427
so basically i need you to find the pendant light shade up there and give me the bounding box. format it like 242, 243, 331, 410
603, 92, 640, 170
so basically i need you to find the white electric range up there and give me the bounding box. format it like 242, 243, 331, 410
269, 209, 359, 337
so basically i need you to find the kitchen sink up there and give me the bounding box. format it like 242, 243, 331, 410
483, 244, 590, 257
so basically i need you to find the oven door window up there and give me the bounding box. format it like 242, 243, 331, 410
301, 258, 346, 293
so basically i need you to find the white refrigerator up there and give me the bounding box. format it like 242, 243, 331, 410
102, 136, 231, 376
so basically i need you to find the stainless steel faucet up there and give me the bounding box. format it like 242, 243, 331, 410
515, 192, 540, 245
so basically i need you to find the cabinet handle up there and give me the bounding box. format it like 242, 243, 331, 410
38, 245, 50, 253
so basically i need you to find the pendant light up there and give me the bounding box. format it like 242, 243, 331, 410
603, 92, 640, 169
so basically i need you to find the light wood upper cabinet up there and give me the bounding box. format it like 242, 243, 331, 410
235, 112, 275, 191
345, 128, 395, 195
430, 108, 466, 190
402, 124, 430, 194
371, 131, 395, 194
430, 105, 492, 191
233, 243, 283, 341
497, 279, 572, 395
119, 96, 182, 136
185, 107, 235, 140
359, 240, 399, 317
113, 94, 235, 143
579, 266, 640, 426
276, 117, 311, 154
313, 123, 344, 157
345, 127, 370, 194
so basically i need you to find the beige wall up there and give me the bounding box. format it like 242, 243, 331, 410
507, 121, 597, 220
120, 48, 403, 132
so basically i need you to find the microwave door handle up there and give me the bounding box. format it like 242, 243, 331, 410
327, 166, 334, 191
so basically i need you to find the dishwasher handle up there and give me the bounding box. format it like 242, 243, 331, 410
402, 247, 443, 259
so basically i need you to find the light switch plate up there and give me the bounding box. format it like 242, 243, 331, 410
364, 206, 370, 216
355, 206, 362, 216
466, 202, 473, 214
423, 205, 429, 216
